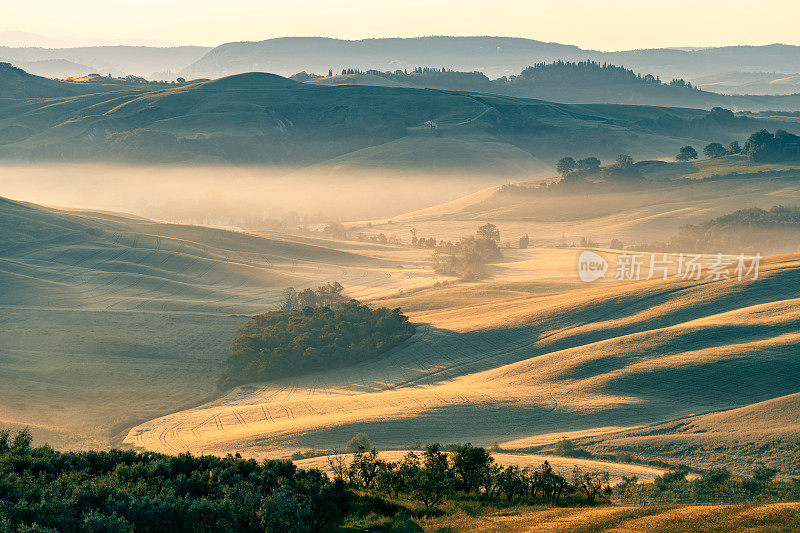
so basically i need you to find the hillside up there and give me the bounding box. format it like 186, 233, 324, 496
126, 249, 800, 476
0, 62, 85, 98
181, 37, 800, 86
576, 392, 800, 475
1, 71, 797, 168
0, 62, 176, 100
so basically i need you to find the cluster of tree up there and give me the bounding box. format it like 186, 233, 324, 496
668, 78, 698, 90
556, 154, 643, 182
432, 224, 503, 280
675, 128, 800, 164
354, 232, 400, 244
328, 442, 612, 507
506, 61, 662, 86
279, 282, 347, 310
299, 61, 693, 96
702, 140, 742, 159
619, 463, 800, 505
743, 129, 800, 162
670, 205, 800, 253
0, 428, 347, 532
410, 229, 443, 248
555, 156, 601, 177
223, 299, 416, 387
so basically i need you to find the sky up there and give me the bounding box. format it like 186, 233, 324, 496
3, 0, 800, 50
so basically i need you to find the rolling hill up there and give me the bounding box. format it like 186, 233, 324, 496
126, 249, 800, 476
0, 62, 175, 99
2, 71, 798, 169
0, 62, 86, 98
0, 195, 437, 449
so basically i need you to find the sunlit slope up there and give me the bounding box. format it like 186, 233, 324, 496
457, 502, 800, 533
579, 391, 800, 475
0, 197, 437, 449
127, 252, 800, 472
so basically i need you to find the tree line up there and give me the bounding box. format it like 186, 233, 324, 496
677, 127, 800, 163
0, 428, 347, 532
328, 440, 611, 508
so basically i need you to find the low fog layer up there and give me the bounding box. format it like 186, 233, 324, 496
0, 164, 518, 227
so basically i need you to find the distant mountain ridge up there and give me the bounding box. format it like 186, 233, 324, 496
0, 44, 211, 78
305, 61, 800, 111
180, 37, 800, 85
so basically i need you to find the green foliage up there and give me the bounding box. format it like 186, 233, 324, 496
572, 467, 611, 504
0, 429, 347, 532
703, 142, 727, 158
600, 154, 644, 181
346, 433, 374, 453
224, 301, 415, 386
619, 464, 798, 506
280, 282, 346, 310
552, 439, 592, 459
676, 145, 699, 161
556, 157, 577, 176
432, 225, 503, 280
744, 129, 800, 162
476, 223, 500, 243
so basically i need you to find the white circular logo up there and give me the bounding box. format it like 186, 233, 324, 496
578, 250, 608, 282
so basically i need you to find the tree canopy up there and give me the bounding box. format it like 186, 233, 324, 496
224, 300, 416, 387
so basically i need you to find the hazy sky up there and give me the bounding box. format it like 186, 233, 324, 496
3, 0, 800, 50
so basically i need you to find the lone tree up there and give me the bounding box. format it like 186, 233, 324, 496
556, 157, 577, 176
615, 154, 634, 169
703, 142, 727, 159
477, 223, 500, 242
345, 433, 373, 453
572, 467, 611, 504
676, 145, 698, 161
519, 234, 530, 249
